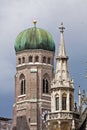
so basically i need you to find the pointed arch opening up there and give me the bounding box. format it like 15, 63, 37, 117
62, 93, 67, 110
43, 73, 50, 94
18, 58, 21, 64
29, 56, 33, 62
35, 56, 39, 62
55, 94, 59, 110
43, 79, 48, 93
19, 74, 26, 95
43, 56, 46, 63
22, 57, 25, 63
47, 57, 51, 64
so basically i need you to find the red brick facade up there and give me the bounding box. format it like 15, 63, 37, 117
13, 49, 54, 130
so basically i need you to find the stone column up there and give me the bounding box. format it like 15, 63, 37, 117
72, 120, 75, 130
67, 91, 69, 111
58, 121, 61, 130
86, 119, 87, 130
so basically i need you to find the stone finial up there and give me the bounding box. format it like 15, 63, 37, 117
78, 86, 81, 95
59, 22, 65, 33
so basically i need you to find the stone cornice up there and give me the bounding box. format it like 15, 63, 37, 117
51, 86, 74, 92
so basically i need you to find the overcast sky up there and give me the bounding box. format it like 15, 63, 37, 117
0, 0, 87, 118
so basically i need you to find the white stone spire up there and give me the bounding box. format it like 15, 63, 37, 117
46, 24, 76, 130
55, 23, 72, 84
51, 23, 74, 113
58, 22, 67, 57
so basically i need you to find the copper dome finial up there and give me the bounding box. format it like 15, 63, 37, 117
33, 20, 37, 27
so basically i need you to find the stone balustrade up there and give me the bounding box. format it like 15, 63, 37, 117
46, 111, 73, 121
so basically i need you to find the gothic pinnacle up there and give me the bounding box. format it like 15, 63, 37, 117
58, 23, 67, 57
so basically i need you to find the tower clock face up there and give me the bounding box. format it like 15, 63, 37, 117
41, 110, 48, 123
41, 110, 49, 129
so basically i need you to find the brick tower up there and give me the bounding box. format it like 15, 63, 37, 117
13, 21, 55, 130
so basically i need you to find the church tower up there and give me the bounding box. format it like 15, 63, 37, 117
13, 21, 55, 130
46, 23, 79, 130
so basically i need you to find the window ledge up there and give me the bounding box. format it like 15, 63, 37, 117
42, 94, 51, 97
30, 123, 37, 125
18, 94, 26, 98
28, 62, 33, 64
35, 62, 39, 64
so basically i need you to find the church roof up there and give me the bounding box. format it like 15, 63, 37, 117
14, 20, 55, 52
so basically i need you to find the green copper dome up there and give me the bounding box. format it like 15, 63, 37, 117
14, 23, 55, 52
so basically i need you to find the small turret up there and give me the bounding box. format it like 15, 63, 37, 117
78, 86, 82, 113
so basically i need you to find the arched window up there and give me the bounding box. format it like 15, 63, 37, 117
48, 57, 51, 64
35, 56, 39, 62
22, 57, 25, 63
43, 56, 46, 63
18, 58, 21, 64
62, 93, 67, 110
20, 74, 26, 95
43, 79, 48, 93
21, 79, 26, 95
55, 95, 59, 110
29, 56, 32, 62
70, 94, 72, 111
